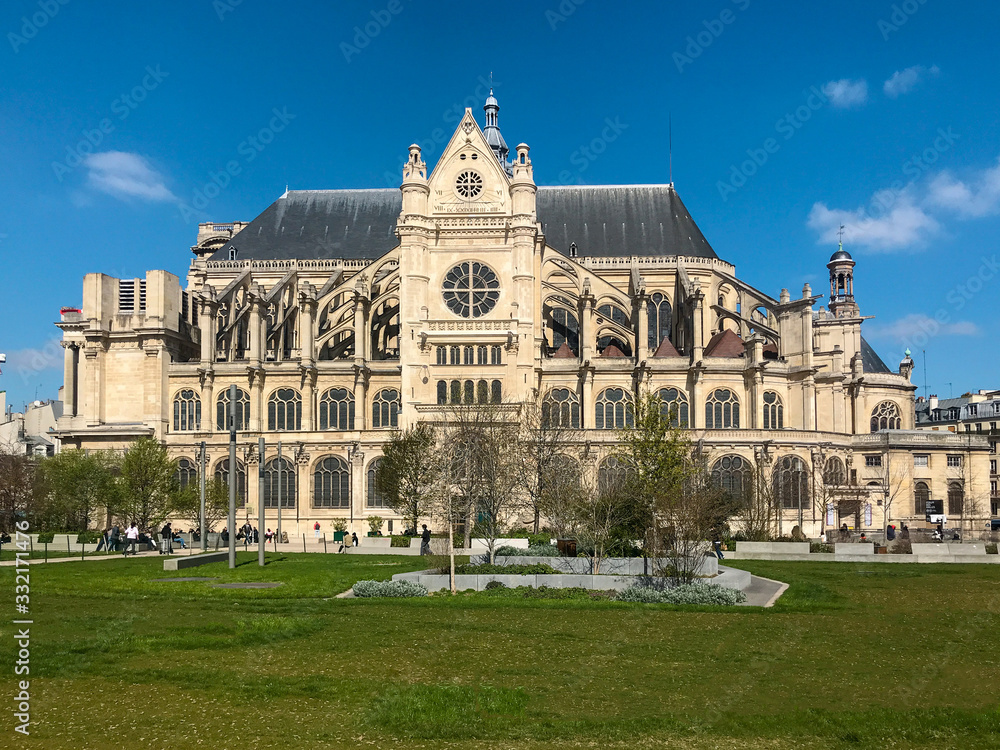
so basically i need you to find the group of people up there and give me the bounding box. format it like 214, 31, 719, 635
93, 523, 201, 556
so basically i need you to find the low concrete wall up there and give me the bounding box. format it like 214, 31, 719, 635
163, 552, 228, 571
835, 543, 874, 556
393, 566, 744, 593
736, 542, 810, 555
362, 537, 392, 549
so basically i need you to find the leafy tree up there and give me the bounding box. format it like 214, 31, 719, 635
173, 477, 229, 532
376, 423, 440, 534
0, 449, 37, 533
113, 437, 178, 531
35, 449, 119, 531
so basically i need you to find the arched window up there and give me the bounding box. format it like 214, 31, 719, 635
914, 481, 929, 515
477, 345, 488, 365
595, 388, 633, 429
647, 292, 672, 350
597, 455, 632, 495
491, 380, 502, 403
213, 457, 247, 508
436, 347, 447, 365
314, 456, 350, 509
436, 381, 447, 405
658, 387, 689, 428
545, 305, 579, 353
947, 481, 964, 515
543, 388, 581, 429
371, 389, 399, 429
318, 388, 353, 431
216, 387, 249, 431
450, 380, 461, 404
268, 389, 302, 431
463, 380, 475, 403
598, 304, 630, 327
705, 389, 740, 429
711, 455, 749, 502
263, 457, 295, 508
367, 458, 389, 508
773, 456, 810, 510
763, 391, 783, 430
870, 401, 902, 432
173, 390, 201, 431
175, 458, 197, 489
823, 457, 847, 486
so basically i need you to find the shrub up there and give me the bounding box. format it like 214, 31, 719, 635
352, 580, 428, 598
367, 516, 383, 535
810, 542, 834, 553
37, 532, 55, 544
390, 535, 411, 548
528, 533, 551, 547
494, 543, 560, 558
77, 530, 102, 544
484, 580, 507, 590
889, 539, 912, 555
986, 544, 997, 555
453, 563, 559, 575
616, 583, 746, 606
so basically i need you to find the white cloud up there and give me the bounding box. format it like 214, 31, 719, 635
868, 314, 979, 343
807, 188, 939, 251
821, 78, 868, 109
84, 151, 175, 202
3, 340, 64, 383
926, 157, 1000, 218
883, 65, 940, 98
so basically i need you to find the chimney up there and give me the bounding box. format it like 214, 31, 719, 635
929, 394, 938, 411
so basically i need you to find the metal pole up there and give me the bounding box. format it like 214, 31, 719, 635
277, 440, 282, 543
228, 384, 237, 569
258, 437, 265, 567
199, 441, 207, 552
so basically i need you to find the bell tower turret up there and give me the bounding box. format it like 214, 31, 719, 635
827, 238, 858, 318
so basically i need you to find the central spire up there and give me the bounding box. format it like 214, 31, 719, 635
482, 88, 510, 174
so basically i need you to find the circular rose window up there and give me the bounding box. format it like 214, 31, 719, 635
455, 170, 483, 199
442, 261, 500, 318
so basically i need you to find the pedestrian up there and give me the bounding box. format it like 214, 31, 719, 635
351, 531, 359, 548
95, 527, 110, 553
314, 521, 321, 539
901, 523, 910, 540
221, 527, 229, 545
711, 530, 724, 560
840, 523, 849, 541
109, 524, 121, 552
886, 525, 896, 542
161, 521, 173, 554
124, 522, 139, 556
265, 528, 273, 542
420, 524, 431, 555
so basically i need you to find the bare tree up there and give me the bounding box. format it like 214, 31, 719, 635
0, 447, 35, 533
538, 452, 584, 538
443, 398, 526, 563
515, 397, 580, 533
569, 459, 633, 574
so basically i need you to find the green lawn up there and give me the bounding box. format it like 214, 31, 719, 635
3, 554, 999, 749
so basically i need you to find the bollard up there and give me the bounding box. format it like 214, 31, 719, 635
81, 540, 85, 562
44, 541, 48, 563
67, 536, 71, 555
323, 534, 327, 554
302, 534, 306, 553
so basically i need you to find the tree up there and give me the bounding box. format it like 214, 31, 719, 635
35, 449, 119, 531
113, 437, 178, 530
0, 449, 36, 533
173, 478, 229, 532
538, 452, 585, 538
444, 399, 526, 563
515, 398, 580, 533
376, 423, 440, 534
569, 461, 634, 574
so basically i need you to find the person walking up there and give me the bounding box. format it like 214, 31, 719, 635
420, 524, 431, 556
711, 530, 724, 560
123, 522, 139, 556
314, 521, 321, 540
109, 524, 121, 553
160, 522, 173, 554
95, 527, 110, 553
351, 531, 359, 548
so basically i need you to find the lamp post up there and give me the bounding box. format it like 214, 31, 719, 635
199, 441, 207, 551
277, 440, 282, 542
258, 437, 265, 566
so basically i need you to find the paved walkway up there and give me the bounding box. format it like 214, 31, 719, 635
739, 574, 788, 607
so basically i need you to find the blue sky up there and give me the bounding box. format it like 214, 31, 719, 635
2, 0, 999, 410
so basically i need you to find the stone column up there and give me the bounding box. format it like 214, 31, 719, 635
580, 365, 594, 429
201, 374, 214, 434
353, 367, 369, 431
301, 370, 315, 432
350, 447, 365, 530
298, 283, 316, 367
691, 281, 705, 363
249, 284, 263, 368
62, 344, 77, 417
636, 291, 649, 359
199, 291, 218, 366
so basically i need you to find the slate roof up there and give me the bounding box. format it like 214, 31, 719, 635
859, 336, 892, 374
704, 329, 745, 358
652, 337, 682, 357
211, 185, 719, 262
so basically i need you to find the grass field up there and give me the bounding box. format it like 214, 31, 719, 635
3, 553, 999, 749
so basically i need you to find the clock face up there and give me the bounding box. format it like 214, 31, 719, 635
442, 261, 500, 318
454, 170, 483, 200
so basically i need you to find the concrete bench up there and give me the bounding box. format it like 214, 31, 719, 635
835, 543, 874, 555
163, 552, 228, 571
363, 536, 391, 549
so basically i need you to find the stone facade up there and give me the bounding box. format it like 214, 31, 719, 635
54, 95, 992, 537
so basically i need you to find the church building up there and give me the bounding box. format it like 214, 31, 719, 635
54, 93, 992, 537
